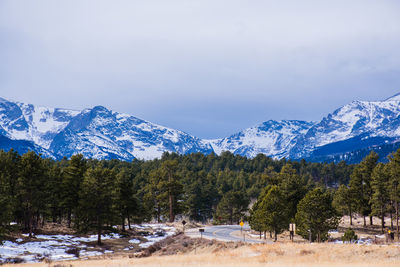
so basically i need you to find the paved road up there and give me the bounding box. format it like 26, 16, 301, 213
186, 225, 269, 244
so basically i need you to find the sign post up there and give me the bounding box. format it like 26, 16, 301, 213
289, 223, 296, 242
240, 221, 245, 241
199, 228, 204, 239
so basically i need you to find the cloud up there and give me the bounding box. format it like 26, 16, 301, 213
1, 0, 400, 138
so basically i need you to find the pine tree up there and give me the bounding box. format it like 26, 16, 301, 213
249, 186, 270, 239
349, 152, 378, 226
159, 160, 183, 222
16, 151, 47, 237
0, 173, 12, 235
388, 149, 400, 240
0, 150, 20, 226
61, 154, 87, 228
143, 168, 164, 222
333, 184, 355, 225
43, 160, 63, 224
114, 167, 138, 231
279, 164, 310, 220
260, 185, 290, 241
370, 163, 390, 233
249, 200, 267, 239
79, 165, 115, 245
215, 191, 249, 224
184, 171, 217, 222
295, 187, 339, 242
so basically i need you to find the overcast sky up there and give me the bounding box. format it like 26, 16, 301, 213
1, 0, 400, 139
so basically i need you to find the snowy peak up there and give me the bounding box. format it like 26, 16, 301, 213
16, 102, 79, 148
0, 97, 79, 149
0, 98, 213, 160
289, 97, 400, 159
49, 105, 214, 160
209, 120, 315, 158
207, 93, 400, 162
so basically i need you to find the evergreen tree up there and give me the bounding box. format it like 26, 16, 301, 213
184, 171, 217, 222
279, 164, 310, 220
45, 161, 64, 224
79, 165, 115, 245
16, 151, 47, 237
260, 185, 290, 241
114, 167, 138, 231
388, 149, 400, 240
0, 150, 20, 225
249, 200, 267, 239
295, 187, 339, 242
143, 168, 164, 222
349, 152, 378, 226
61, 154, 87, 228
333, 184, 355, 225
0, 173, 12, 234
215, 191, 249, 224
159, 160, 183, 222
249, 186, 271, 239
370, 163, 390, 233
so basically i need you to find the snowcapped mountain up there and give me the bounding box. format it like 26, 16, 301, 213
0, 97, 213, 160
207, 120, 315, 158
1, 93, 400, 163
0, 97, 79, 149
49, 105, 213, 160
289, 96, 400, 161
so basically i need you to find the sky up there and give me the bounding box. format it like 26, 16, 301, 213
1, 0, 400, 139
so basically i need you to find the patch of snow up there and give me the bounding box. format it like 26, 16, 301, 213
79, 250, 103, 257
129, 239, 140, 244
0, 240, 76, 263
0, 233, 122, 263
126, 223, 176, 249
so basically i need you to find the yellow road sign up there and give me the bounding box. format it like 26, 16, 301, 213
240, 221, 244, 227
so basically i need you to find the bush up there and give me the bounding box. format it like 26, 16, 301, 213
342, 229, 358, 242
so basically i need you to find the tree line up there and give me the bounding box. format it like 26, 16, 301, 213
334, 150, 400, 237
249, 150, 400, 242
0, 148, 362, 244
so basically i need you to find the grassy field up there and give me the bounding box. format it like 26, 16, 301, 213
3, 216, 400, 266
4, 241, 400, 267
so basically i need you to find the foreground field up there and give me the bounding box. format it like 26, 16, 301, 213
5, 241, 400, 267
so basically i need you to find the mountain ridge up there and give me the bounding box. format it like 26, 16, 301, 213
0, 93, 400, 162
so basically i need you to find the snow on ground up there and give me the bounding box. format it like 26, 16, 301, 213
0, 233, 122, 263
333, 238, 374, 245
130, 223, 176, 248
0, 224, 176, 264
0, 240, 78, 263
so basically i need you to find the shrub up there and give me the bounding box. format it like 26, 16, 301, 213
342, 228, 358, 242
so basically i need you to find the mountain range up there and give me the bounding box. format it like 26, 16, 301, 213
1, 93, 400, 163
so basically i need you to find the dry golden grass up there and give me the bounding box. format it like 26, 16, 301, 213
5, 242, 400, 267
